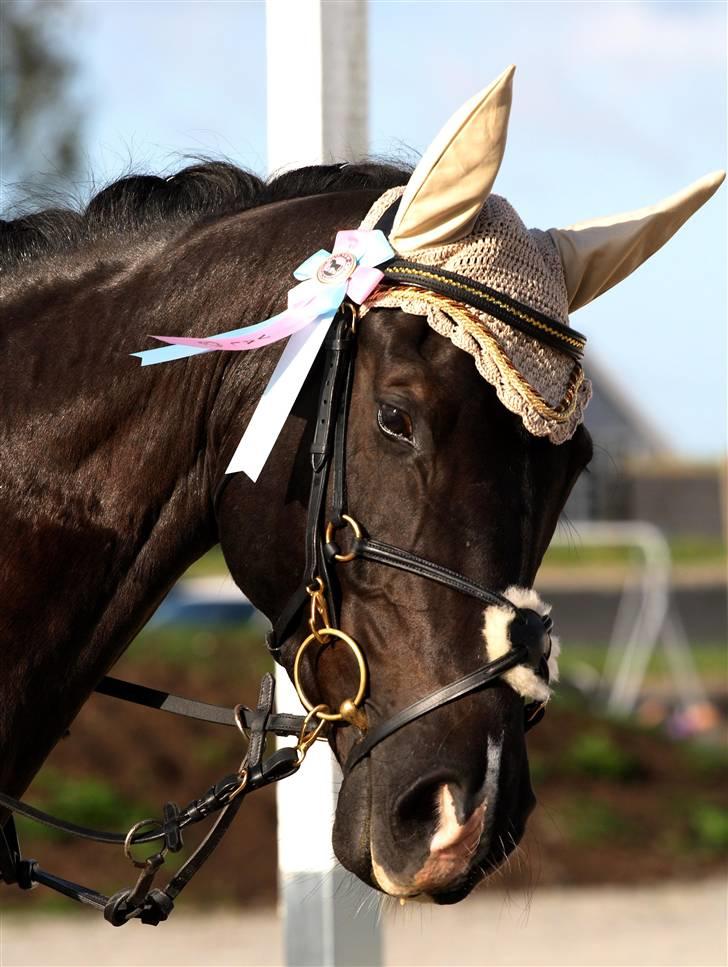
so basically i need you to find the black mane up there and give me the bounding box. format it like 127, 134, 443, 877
0, 160, 409, 272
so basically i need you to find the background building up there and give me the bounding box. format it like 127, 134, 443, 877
569, 358, 725, 539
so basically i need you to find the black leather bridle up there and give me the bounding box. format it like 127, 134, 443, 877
264, 301, 554, 772
0, 297, 553, 925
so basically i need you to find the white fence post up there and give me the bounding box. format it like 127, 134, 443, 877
549, 520, 709, 715
266, 3, 382, 964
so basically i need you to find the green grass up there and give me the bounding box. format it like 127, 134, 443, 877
668, 536, 728, 565
183, 545, 228, 577
559, 798, 636, 846
123, 625, 273, 674
559, 640, 726, 684
660, 797, 728, 857
543, 536, 726, 568
563, 733, 644, 782
679, 742, 728, 778
690, 804, 728, 852
16, 770, 153, 844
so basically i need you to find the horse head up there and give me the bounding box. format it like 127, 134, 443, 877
216, 67, 723, 902
1, 66, 722, 912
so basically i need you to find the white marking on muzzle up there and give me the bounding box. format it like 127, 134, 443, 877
430, 785, 485, 853
370, 735, 505, 897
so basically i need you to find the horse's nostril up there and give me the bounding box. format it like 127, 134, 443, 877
396, 777, 448, 834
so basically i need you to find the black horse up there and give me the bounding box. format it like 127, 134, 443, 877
1, 158, 594, 904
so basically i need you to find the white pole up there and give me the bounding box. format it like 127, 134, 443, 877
266, 0, 368, 172
266, 3, 381, 964
266, 0, 323, 171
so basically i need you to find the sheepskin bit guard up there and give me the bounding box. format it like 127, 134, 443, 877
482, 587, 560, 704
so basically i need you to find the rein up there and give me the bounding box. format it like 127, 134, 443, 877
0, 675, 316, 925
1, 303, 552, 926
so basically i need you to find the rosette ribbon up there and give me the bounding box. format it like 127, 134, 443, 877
131, 229, 393, 481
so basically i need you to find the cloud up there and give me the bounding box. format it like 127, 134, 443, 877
570, 1, 725, 67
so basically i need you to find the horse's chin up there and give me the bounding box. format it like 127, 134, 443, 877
332, 757, 531, 904
368, 829, 519, 905
428, 835, 516, 904
335, 835, 516, 905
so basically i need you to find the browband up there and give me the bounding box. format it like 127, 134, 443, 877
381, 260, 585, 361
372, 201, 585, 361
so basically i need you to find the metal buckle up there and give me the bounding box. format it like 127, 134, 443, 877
295, 705, 330, 763
124, 819, 167, 870
306, 576, 332, 643
325, 514, 362, 563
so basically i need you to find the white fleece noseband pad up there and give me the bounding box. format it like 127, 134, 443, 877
482, 586, 560, 704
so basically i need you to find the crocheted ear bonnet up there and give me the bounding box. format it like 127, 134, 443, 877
134, 66, 723, 479
357, 66, 724, 444
360, 187, 588, 443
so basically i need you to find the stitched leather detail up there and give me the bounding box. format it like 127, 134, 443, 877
355, 538, 511, 609
346, 645, 531, 771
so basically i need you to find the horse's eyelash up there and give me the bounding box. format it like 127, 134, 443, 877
377, 409, 414, 445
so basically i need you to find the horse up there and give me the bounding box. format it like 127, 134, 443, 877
1, 67, 722, 907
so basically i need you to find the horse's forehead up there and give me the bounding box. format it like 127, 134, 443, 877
359, 309, 477, 404
359, 188, 591, 447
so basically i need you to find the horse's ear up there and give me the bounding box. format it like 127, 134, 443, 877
547, 171, 726, 312
389, 65, 515, 254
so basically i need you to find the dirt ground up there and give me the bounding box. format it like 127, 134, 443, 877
2, 877, 725, 967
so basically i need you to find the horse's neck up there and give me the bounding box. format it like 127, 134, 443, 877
0, 188, 377, 796
0, 218, 273, 791
0, 192, 377, 793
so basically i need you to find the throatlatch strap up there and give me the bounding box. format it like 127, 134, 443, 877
268, 307, 356, 657
330, 328, 356, 524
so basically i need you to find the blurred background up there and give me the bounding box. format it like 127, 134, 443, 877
1, 2, 726, 965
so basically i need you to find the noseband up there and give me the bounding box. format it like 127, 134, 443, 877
264, 302, 553, 770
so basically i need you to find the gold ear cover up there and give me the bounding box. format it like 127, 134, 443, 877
547, 170, 726, 311
389, 65, 515, 253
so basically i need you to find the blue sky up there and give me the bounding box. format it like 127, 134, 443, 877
39, 1, 728, 457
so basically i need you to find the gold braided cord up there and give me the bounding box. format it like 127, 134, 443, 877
385, 266, 586, 351
363, 286, 585, 424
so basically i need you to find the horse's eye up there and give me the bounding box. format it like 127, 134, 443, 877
377, 403, 414, 444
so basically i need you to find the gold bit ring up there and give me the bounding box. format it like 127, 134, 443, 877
325, 514, 362, 563
293, 628, 367, 722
